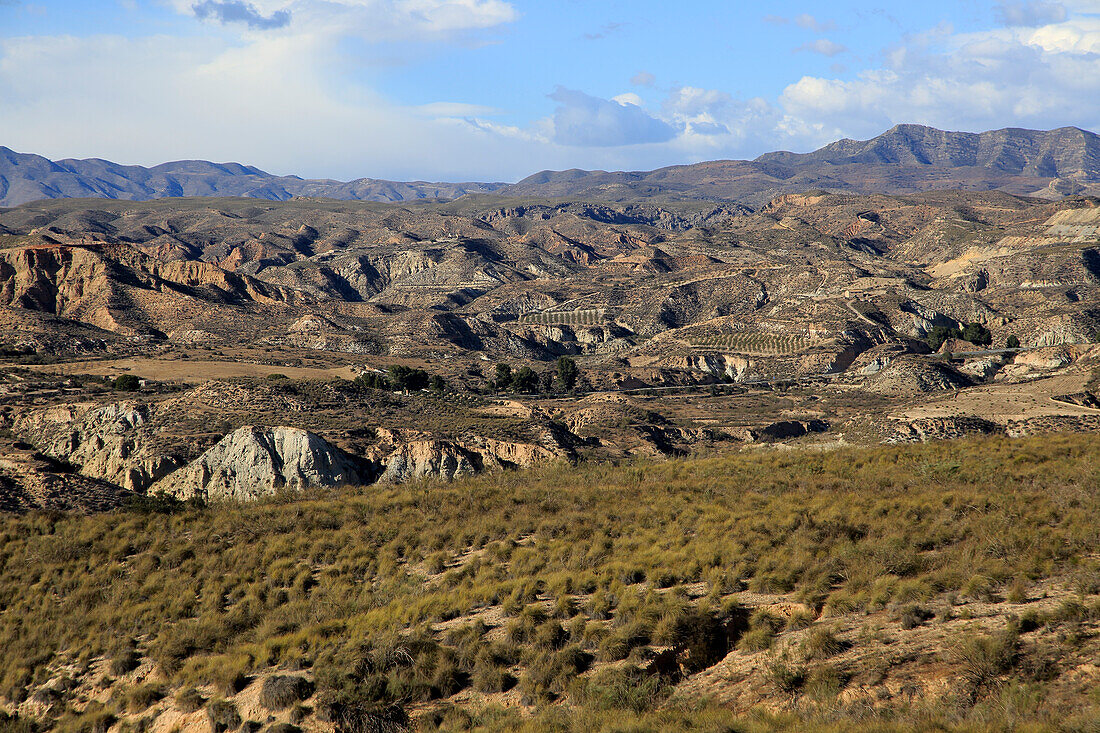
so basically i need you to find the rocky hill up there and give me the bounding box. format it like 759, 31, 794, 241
4, 124, 1100, 208
507, 125, 1100, 205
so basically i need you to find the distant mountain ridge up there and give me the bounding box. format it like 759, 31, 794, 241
0, 147, 506, 208
3, 124, 1100, 209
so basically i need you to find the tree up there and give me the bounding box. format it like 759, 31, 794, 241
388, 365, 429, 391
355, 372, 389, 390
961, 322, 992, 347
555, 356, 579, 391
512, 366, 539, 394
926, 326, 955, 351
494, 363, 513, 390
428, 374, 446, 393
113, 374, 140, 391
1006, 335, 1021, 349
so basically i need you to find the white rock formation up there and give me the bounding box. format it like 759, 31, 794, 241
153, 426, 370, 501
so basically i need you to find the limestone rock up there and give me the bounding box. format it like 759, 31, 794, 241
153, 426, 371, 501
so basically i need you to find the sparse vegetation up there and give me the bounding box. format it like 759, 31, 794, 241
0, 433, 1097, 730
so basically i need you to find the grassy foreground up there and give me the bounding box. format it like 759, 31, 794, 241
0, 434, 1099, 731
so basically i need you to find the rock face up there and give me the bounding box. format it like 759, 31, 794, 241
153, 426, 371, 501
367, 428, 563, 484
14, 402, 184, 492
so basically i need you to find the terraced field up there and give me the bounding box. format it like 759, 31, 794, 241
690, 331, 824, 355
519, 308, 607, 326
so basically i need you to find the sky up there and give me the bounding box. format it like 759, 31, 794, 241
1, 0, 1099, 182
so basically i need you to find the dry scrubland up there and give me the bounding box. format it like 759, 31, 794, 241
0, 434, 1098, 732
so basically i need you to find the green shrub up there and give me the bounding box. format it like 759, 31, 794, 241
109, 647, 140, 676
572, 666, 667, 713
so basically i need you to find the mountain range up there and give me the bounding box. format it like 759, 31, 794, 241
2, 124, 1099, 209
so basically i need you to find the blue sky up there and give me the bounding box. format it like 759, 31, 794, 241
1, 0, 1098, 181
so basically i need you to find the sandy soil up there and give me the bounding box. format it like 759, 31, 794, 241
23, 358, 358, 383
891, 371, 1100, 422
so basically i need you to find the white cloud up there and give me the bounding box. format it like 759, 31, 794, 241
547, 87, 677, 147
414, 101, 501, 117
797, 39, 847, 56
995, 1, 1067, 26
778, 16, 1100, 143
794, 13, 836, 33
630, 70, 655, 87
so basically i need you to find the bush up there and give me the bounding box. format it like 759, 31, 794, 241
951, 627, 1019, 691
126, 684, 164, 713
109, 647, 140, 676
471, 657, 516, 693
260, 676, 314, 711
175, 688, 206, 713
354, 372, 389, 390
800, 627, 845, 660
765, 655, 807, 693
573, 666, 668, 713
207, 700, 241, 733
266, 725, 301, 733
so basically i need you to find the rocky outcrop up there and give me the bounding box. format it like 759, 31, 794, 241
0, 440, 134, 513
153, 426, 371, 501
889, 417, 1004, 442
368, 428, 565, 484
13, 402, 184, 492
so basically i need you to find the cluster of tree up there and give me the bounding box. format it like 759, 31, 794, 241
112, 374, 141, 391
354, 365, 446, 393
493, 356, 580, 394
926, 322, 993, 351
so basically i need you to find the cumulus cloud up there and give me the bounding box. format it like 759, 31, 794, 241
192, 0, 290, 30
630, 70, 656, 87
779, 17, 1100, 144
548, 87, 677, 147
995, 1, 1068, 26
797, 39, 847, 56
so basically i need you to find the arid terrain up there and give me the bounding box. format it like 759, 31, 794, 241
1, 128, 1100, 731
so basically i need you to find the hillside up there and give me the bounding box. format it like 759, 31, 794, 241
0, 434, 1096, 732
4, 125, 1100, 209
